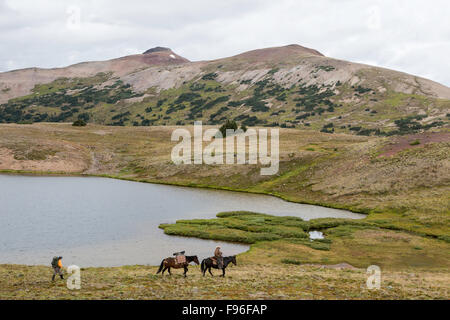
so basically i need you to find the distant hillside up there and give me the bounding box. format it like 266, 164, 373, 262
0, 44, 449, 135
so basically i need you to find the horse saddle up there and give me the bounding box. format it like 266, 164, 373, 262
176, 255, 186, 264
173, 251, 186, 264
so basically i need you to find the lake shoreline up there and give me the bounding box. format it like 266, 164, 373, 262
0, 169, 368, 216
2, 174, 358, 267
1, 173, 448, 301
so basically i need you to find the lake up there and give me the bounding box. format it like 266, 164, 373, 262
0, 175, 364, 267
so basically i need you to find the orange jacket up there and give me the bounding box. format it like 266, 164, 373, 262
57, 259, 63, 268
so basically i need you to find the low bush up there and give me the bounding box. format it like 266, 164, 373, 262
72, 119, 87, 127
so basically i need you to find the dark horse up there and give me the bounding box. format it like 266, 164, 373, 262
201, 256, 237, 277
156, 256, 200, 277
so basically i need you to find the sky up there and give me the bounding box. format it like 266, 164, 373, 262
1, 0, 449, 86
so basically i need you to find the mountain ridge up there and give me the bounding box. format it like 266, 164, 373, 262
0, 44, 449, 134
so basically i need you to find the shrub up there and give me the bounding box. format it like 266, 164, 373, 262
320, 123, 334, 133
242, 116, 263, 126
219, 120, 238, 137
175, 92, 201, 104
141, 119, 152, 126
201, 73, 218, 81
281, 259, 302, 265
78, 113, 90, 121
268, 68, 279, 75
354, 86, 372, 94
189, 83, 206, 91
228, 101, 242, 107
72, 119, 87, 127
156, 99, 167, 108
111, 111, 131, 121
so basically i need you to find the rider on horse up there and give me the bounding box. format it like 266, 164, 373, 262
214, 246, 223, 269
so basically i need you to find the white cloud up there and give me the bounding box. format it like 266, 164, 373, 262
0, 0, 449, 86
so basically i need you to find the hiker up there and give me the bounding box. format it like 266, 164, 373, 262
51, 256, 64, 281
173, 250, 186, 265
214, 246, 223, 269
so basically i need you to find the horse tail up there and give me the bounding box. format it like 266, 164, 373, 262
201, 259, 206, 273
156, 260, 165, 274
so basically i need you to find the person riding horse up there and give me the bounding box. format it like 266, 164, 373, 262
201, 255, 237, 277
214, 246, 223, 269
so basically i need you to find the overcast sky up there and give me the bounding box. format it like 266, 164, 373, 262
1, 0, 449, 86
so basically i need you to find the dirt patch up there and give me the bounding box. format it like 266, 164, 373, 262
0, 146, 88, 173
303, 263, 357, 270
379, 132, 450, 157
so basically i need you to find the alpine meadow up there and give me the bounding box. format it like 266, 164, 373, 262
0, 1, 449, 303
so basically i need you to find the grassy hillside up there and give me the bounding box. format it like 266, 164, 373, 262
1, 71, 448, 135
1, 45, 449, 135
1, 124, 448, 238
0, 123, 448, 299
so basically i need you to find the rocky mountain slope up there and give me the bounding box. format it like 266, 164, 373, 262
0, 44, 449, 135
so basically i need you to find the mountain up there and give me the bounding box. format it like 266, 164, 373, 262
0, 44, 449, 135
0, 47, 189, 103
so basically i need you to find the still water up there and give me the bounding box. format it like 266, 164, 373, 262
0, 175, 364, 267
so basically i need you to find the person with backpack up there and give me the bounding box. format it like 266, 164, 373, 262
51, 256, 64, 281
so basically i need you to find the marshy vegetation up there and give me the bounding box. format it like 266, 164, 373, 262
160, 210, 450, 271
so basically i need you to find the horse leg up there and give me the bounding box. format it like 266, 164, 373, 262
168, 267, 172, 275
208, 267, 214, 277
162, 266, 167, 275
222, 267, 226, 277
183, 266, 188, 278
202, 263, 206, 276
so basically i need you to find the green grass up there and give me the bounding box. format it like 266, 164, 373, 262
160, 211, 309, 244
159, 210, 450, 272
2, 263, 448, 300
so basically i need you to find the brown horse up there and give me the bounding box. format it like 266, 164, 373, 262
156, 255, 200, 277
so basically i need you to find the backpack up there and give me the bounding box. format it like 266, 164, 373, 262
51, 257, 59, 268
